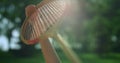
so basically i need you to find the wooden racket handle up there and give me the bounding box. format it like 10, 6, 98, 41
39, 38, 61, 63
53, 33, 81, 63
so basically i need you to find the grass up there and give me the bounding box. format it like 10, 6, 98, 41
80, 53, 120, 63
0, 51, 120, 63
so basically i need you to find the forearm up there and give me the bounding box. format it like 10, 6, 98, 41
39, 38, 60, 63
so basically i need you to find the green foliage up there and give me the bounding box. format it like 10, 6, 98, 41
84, 0, 120, 53
0, 0, 120, 62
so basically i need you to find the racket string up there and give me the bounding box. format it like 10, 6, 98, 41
39, 8, 50, 28
43, 5, 57, 24
22, 0, 67, 42
41, 7, 53, 26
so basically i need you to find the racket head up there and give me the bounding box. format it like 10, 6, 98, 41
21, 0, 69, 45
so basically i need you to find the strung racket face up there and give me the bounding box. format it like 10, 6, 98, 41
21, 0, 68, 45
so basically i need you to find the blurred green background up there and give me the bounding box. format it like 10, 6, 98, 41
0, 0, 120, 63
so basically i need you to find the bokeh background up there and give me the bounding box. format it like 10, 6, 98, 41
0, 0, 120, 63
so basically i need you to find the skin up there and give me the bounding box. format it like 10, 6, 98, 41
39, 36, 60, 63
